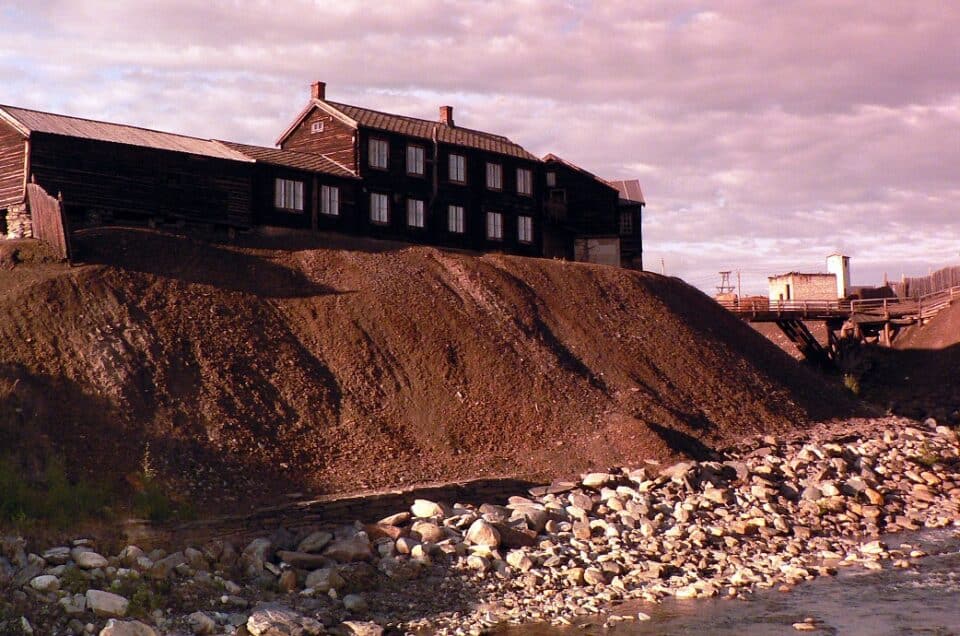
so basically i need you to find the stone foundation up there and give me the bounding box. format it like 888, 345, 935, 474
3, 203, 32, 239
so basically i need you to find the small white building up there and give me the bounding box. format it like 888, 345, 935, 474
768, 254, 852, 301
826, 253, 851, 298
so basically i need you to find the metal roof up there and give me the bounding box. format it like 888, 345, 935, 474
542, 153, 618, 192
219, 141, 357, 178
607, 179, 645, 204
0, 105, 252, 162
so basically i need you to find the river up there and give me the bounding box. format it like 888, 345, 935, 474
497, 528, 960, 635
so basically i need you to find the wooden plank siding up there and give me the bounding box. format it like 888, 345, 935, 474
251, 164, 357, 233
0, 119, 26, 208
542, 158, 620, 260
26, 183, 71, 260
280, 107, 356, 173
29, 133, 254, 229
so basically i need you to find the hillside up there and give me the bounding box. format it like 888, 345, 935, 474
0, 229, 859, 513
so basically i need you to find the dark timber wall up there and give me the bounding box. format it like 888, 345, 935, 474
29, 133, 254, 229
0, 120, 25, 209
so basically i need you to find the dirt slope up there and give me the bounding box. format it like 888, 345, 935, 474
0, 229, 858, 511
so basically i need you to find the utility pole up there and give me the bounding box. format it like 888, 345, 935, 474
660, 258, 665, 275
737, 270, 742, 298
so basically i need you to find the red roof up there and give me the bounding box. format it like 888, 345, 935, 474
607, 179, 645, 204
219, 141, 356, 178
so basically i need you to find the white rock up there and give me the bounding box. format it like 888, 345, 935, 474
85, 590, 129, 618
98, 619, 158, 636
581, 472, 615, 489
343, 593, 368, 612
29, 574, 60, 593
465, 519, 501, 548
411, 499, 449, 519
247, 608, 323, 636
73, 550, 109, 570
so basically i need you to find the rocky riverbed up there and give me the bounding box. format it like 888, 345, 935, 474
1, 416, 958, 635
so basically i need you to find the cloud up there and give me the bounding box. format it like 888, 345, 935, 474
0, 0, 957, 295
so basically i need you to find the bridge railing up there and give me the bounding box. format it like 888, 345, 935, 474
716, 298, 851, 317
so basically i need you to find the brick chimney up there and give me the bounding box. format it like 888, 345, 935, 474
311, 81, 326, 100
439, 105, 454, 127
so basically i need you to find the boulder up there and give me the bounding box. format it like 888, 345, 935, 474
410, 499, 449, 519
118, 546, 145, 568
410, 521, 445, 543
29, 574, 60, 593
148, 552, 186, 580
247, 607, 324, 636
98, 619, 158, 636
41, 547, 72, 565
73, 549, 109, 570
58, 593, 87, 616
242, 538, 274, 575
378, 512, 411, 526
297, 531, 333, 554
278, 569, 298, 593
187, 612, 217, 635
305, 567, 345, 592
342, 593, 368, 612
465, 519, 500, 548
323, 537, 373, 563
85, 590, 129, 618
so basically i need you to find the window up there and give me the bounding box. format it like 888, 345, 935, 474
407, 198, 425, 227
486, 212, 503, 240
518, 215, 533, 243
486, 162, 502, 190
517, 168, 533, 196
546, 171, 556, 187
370, 192, 389, 223
274, 178, 304, 212
619, 211, 634, 235
448, 205, 465, 233
320, 185, 339, 216
311, 120, 324, 134
549, 189, 566, 203
368, 138, 388, 169
449, 153, 466, 183
406, 145, 425, 176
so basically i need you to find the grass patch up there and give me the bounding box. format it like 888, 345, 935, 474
0, 456, 112, 529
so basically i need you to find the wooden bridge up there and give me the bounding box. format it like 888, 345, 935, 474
717, 286, 960, 366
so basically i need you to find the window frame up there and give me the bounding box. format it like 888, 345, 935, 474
546, 171, 556, 187
406, 144, 425, 176
518, 215, 533, 243
407, 198, 425, 228
368, 137, 389, 170
485, 162, 502, 190
486, 211, 503, 241
448, 204, 465, 233
517, 167, 533, 196
369, 192, 390, 224
448, 153, 466, 184
320, 184, 339, 216
274, 178, 305, 213
619, 210, 634, 236
310, 120, 324, 134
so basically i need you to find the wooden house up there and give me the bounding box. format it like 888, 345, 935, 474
541, 154, 621, 266
276, 82, 543, 256
607, 179, 645, 270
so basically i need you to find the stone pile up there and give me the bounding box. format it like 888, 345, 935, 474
1, 416, 958, 634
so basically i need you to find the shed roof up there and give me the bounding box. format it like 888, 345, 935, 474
219, 141, 356, 178
0, 105, 252, 162
607, 179, 645, 204
542, 153, 618, 193
278, 99, 539, 161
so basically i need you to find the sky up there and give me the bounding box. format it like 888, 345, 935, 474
1, 0, 957, 295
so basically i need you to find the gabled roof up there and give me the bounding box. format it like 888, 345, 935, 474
607, 179, 645, 204
219, 141, 357, 179
277, 99, 539, 161
0, 105, 252, 162
542, 153, 618, 193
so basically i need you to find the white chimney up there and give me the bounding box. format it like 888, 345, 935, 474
827, 254, 850, 298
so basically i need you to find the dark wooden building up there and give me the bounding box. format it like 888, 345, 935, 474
276, 82, 543, 256
607, 179, 645, 270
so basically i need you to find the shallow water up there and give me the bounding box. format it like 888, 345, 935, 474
497, 528, 960, 635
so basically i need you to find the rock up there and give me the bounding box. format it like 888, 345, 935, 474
187, 612, 216, 635
584, 567, 606, 585
73, 550, 109, 570
494, 523, 537, 548
11, 559, 42, 588
297, 531, 333, 554
466, 555, 489, 572
305, 567, 345, 592
395, 537, 419, 555
465, 519, 501, 548
323, 537, 373, 563
378, 511, 411, 526
242, 538, 273, 575
581, 472, 615, 489
278, 570, 298, 593
864, 488, 884, 506
247, 608, 324, 636
339, 622, 384, 636
511, 505, 549, 533
42, 547, 72, 565
98, 619, 158, 636
148, 552, 186, 580
277, 551, 332, 570
572, 520, 592, 540
410, 499, 449, 519
85, 590, 130, 618
410, 521, 445, 543
363, 523, 404, 541
118, 546, 145, 568
506, 551, 533, 572
29, 574, 59, 593
58, 593, 87, 616
184, 547, 208, 571
342, 593, 368, 612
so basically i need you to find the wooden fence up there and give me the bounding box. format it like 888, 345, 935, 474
26, 183, 71, 261
902, 266, 960, 298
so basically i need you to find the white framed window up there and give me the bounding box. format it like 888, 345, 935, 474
486, 162, 502, 190
407, 198, 425, 227
370, 192, 389, 223
311, 120, 324, 134
486, 211, 503, 240
517, 168, 533, 196
274, 178, 304, 212
320, 185, 339, 216
368, 138, 388, 169
518, 215, 533, 243
407, 145, 425, 176
546, 171, 556, 187
619, 211, 633, 235
449, 153, 466, 183
448, 205, 465, 233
